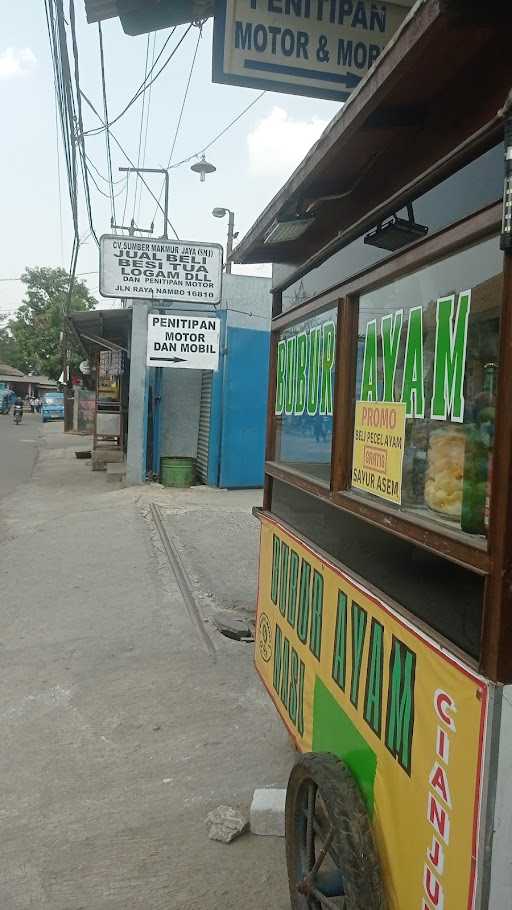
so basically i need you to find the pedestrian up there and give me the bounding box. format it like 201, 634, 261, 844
36, 396, 42, 413
29, 396, 35, 413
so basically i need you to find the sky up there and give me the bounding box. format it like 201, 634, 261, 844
0, 1, 341, 319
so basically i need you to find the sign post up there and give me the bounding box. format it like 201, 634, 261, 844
213, 0, 414, 101
146, 313, 221, 371
99, 235, 223, 304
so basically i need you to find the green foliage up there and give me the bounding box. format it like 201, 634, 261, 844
0, 326, 17, 365
5, 267, 96, 380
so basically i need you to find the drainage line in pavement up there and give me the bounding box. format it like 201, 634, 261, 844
150, 502, 217, 661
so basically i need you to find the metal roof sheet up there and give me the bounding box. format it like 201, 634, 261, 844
0, 363, 24, 377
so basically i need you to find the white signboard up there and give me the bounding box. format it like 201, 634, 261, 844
146, 313, 220, 371
213, 0, 413, 101
99, 235, 223, 304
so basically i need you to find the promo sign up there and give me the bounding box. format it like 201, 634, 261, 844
99, 235, 223, 304
213, 0, 413, 101
255, 515, 489, 910
352, 401, 406, 504
146, 313, 220, 370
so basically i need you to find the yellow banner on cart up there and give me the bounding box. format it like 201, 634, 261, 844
352, 401, 406, 504
255, 515, 488, 910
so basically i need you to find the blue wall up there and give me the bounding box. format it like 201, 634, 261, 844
208, 323, 270, 488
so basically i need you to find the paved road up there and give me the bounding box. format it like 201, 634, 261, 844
0, 410, 41, 501
0, 428, 292, 910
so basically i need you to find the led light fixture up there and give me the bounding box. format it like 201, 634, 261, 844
263, 215, 315, 245
364, 203, 428, 252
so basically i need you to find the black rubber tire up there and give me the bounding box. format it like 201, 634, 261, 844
285, 753, 386, 910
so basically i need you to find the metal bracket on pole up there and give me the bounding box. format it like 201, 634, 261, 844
119, 167, 170, 240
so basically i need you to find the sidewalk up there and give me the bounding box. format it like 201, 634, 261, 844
0, 425, 294, 910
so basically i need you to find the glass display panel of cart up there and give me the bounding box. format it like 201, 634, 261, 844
274, 307, 337, 484
352, 236, 502, 537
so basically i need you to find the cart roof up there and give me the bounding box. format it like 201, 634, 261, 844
233, 1, 512, 269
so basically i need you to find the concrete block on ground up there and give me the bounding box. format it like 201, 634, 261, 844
250, 788, 286, 837
106, 462, 127, 483
205, 805, 248, 843
92, 448, 123, 471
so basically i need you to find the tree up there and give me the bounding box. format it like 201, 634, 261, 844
0, 325, 18, 365
6, 267, 96, 379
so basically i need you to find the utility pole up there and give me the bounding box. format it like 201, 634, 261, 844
111, 217, 153, 237
118, 167, 170, 239
212, 207, 237, 274
115, 167, 170, 479
225, 210, 235, 274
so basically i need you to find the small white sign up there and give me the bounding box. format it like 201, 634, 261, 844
147, 313, 220, 371
99, 235, 223, 304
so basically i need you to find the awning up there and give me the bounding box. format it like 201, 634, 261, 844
67, 309, 132, 357
234, 1, 512, 267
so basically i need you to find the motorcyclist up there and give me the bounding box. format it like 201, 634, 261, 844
13, 395, 24, 424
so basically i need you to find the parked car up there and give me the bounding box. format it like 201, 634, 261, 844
41, 392, 64, 422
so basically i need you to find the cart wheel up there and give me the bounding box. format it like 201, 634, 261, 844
285, 753, 386, 910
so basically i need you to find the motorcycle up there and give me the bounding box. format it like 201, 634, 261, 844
13, 405, 23, 425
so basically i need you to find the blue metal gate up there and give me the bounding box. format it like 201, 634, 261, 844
208, 320, 270, 489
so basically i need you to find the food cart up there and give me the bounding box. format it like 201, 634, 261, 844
233, 3, 512, 908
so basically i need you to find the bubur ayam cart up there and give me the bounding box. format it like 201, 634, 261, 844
233, 4, 512, 907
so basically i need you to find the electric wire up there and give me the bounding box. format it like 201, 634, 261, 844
136, 31, 157, 222
67, 0, 99, 246
151, 23, 202, 224
133, 34, 151, 221
85, 153, 125, 186
45, 2, 73, 213
169, 91, 266, 170
54, 92, 65, 267
82, 25, 189, 138
80, 89, 180, 239
46, 0, 89, 348
45, 0, 79, 242
98, 22, 116, 226
86, 165, 129, 200
82, 26, 176, 138
167, 27, 202, 165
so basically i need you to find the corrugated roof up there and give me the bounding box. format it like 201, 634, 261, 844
0, 363, 24, 377
0, 369, 57, 386
68, 308, 132, 355
25, 375, 58, 387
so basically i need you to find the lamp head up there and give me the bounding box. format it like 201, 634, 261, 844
190, 155, 216, 182
212, 207, 228, 218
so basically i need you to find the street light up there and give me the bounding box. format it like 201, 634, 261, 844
212, 207, 237, 274
190, 155, 216, 183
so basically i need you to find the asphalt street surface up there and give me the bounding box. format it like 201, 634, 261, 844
0, 410, 41, 503
0, 425, 292, 909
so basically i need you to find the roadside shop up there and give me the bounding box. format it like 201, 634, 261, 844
69, 272, 271, 486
